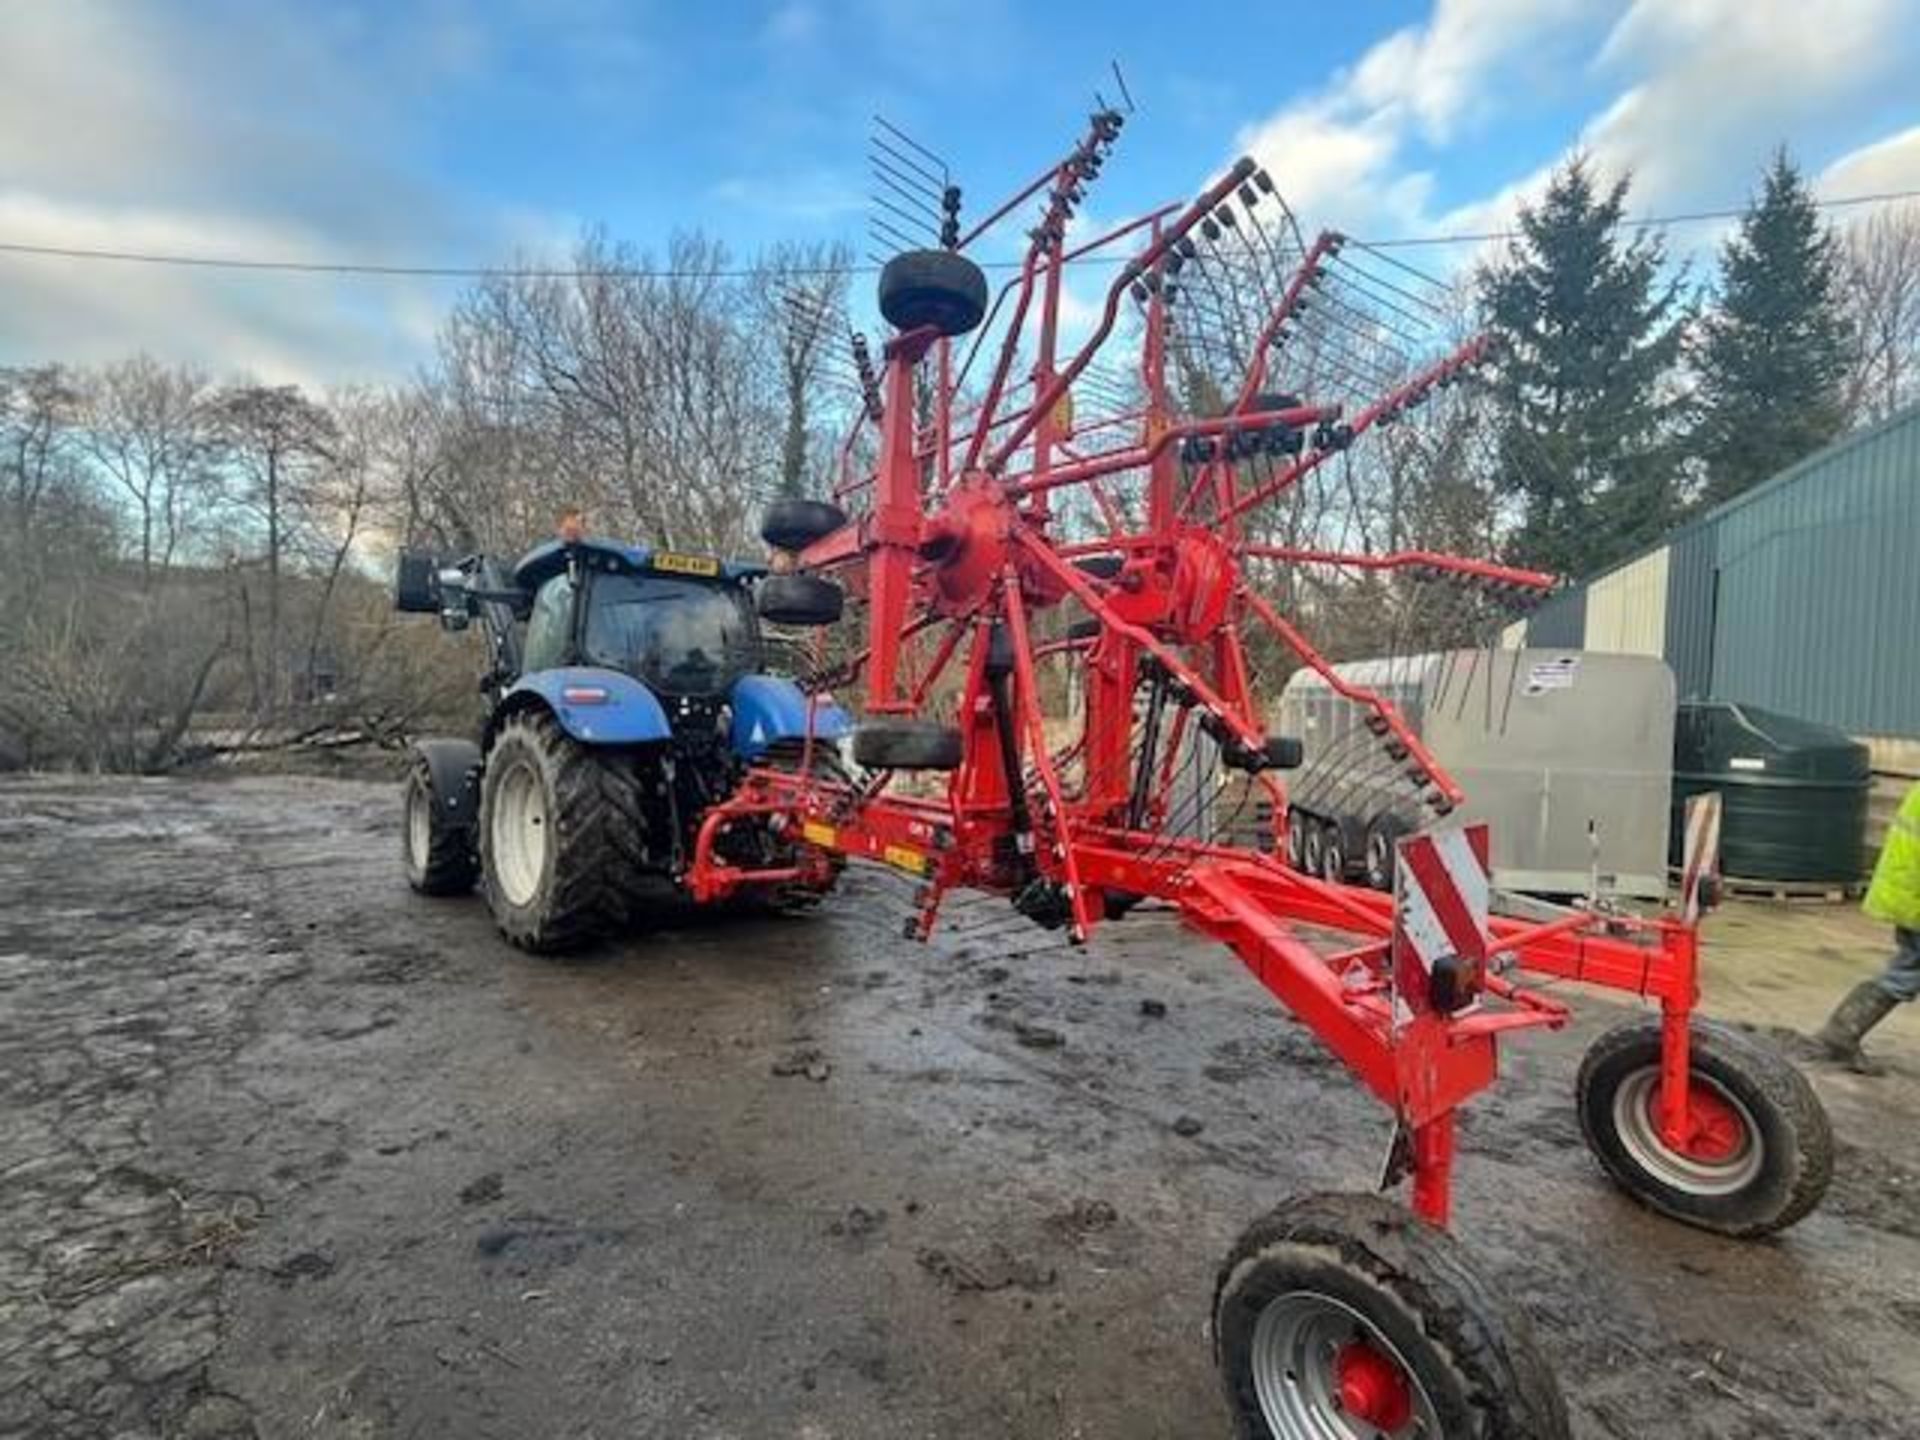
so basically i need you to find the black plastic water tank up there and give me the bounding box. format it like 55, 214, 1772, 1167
1670, 701, 1870, 883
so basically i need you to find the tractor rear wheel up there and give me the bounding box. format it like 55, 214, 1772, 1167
402, 749, 478, 896
479, 710, 648, 953
853, 719, 963, 771
1214, 1192, 1569, 1439
1576, 1017, 1832, 1236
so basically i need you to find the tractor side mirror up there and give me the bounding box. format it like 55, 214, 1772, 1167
394, 550, 442, 613
435, 566, 473, 632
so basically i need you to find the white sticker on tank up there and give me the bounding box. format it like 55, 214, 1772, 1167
1728, 756, 1766, 771
1523, 655, 1580, 695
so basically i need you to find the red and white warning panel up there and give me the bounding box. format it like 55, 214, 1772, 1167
1678, 790, 1724, 924
1393, 822, 1491, 1014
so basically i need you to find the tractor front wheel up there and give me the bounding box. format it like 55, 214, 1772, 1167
1214, 1192, 1569, 1439
479, 710, 648, 953
1576, 1017, 1833, 1236
402, 748, 479, 896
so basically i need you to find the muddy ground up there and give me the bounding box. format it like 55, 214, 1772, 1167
2, 774, 1917, 1439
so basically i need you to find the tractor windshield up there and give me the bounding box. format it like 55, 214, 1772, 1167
582, 573, 760, 697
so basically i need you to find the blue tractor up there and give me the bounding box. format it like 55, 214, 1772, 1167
392, 525, 852, 951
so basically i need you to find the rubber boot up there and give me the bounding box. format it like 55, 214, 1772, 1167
1815, 982, 1897, 1075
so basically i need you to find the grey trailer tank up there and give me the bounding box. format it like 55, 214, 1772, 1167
1277, 649, 1677, 899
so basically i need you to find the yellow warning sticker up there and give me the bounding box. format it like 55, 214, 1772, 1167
801, 821, 838, 848
652, 551, 720, 577
883, 844, 929, 876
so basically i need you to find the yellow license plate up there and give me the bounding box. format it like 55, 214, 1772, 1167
883, 844, 929, 876
801, 821, 838, 848
652, 551, 720, 577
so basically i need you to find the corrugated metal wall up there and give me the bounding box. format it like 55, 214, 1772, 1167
1526, 586, 1586, 648
1662, 523, 1716, 698
1709, 405, 1920, 736
1517, 402, 1920, 739
1584, 544, 1669, 656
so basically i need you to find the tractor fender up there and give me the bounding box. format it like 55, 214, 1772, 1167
729, 674, 852, 760
409, 737, 483, 831
496, 667, 673, 746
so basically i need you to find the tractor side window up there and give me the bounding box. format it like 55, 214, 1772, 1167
523, 575, 575, 671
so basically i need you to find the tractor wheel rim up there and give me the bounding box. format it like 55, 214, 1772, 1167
491, 760, 549, 908
1251, 1291, 1437, 1438
406, 783, 431, 872
1613, 1066, 1764, 1195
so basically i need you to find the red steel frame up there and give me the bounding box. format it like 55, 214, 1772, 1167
687, 124, 1718, 1229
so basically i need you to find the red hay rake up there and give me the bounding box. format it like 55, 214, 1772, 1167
689, 112, 1832, 1434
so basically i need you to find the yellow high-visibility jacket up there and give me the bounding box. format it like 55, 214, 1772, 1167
1865, 782, 1920, 932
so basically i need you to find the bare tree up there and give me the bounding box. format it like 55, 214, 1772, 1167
755, 240, 855, 499
0, 365, 86, 539
210, 384, 338, 717
1842, 204, 1920, 425
78, 355, 214, 584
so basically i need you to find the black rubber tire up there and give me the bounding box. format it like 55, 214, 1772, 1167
853, 719, 963, 771
401, 752, 478, 896
1072, 553, 1125, 580
758, 573, 844, 626
1318, 821, 1349, 884
1214, 1192, 1570, 1440
478, 710, 649, 954
879, 249, 989, 337
1363, 813, 1410, 892
1286, 809, 1308, 870
761, 498, 848, 552
1245, 391, 1304, 417
1262, 736, 1304, 771
1300, 819, 1326, 878
1576, 1017, 1832, 1237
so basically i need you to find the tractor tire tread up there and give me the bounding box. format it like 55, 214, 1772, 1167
481, 710, 648, 953
404, 753, 479, 896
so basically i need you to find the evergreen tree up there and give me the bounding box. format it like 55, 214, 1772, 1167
1480, 158, 1688, 576
1693, 149, 1851, 507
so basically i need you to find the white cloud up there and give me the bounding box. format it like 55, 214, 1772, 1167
0, 1, 560, 384
1232, 0, 1920, 277
1819, 125, 1920, 198
1232, 0, 1610, 235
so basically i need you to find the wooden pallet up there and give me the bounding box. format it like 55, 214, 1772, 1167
1710, 873, 1864, 905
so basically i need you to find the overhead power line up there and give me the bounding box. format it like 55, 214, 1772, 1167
0, 187, 1915, 280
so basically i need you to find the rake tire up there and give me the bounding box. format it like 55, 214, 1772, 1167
1214, 1192, 1569, 1439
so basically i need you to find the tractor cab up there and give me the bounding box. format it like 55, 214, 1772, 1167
510, 539, 765, 699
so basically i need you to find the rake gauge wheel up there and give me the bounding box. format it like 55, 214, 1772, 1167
758, 573, 845, 627
879, 249, 989, 337
1577, 1018, 1832, 1237
760, 498, 849, 553
852, 719, 963, 771
1214, 1192, 1569, 1439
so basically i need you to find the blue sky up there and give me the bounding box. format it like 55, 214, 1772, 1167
3, 0, 1917, 384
